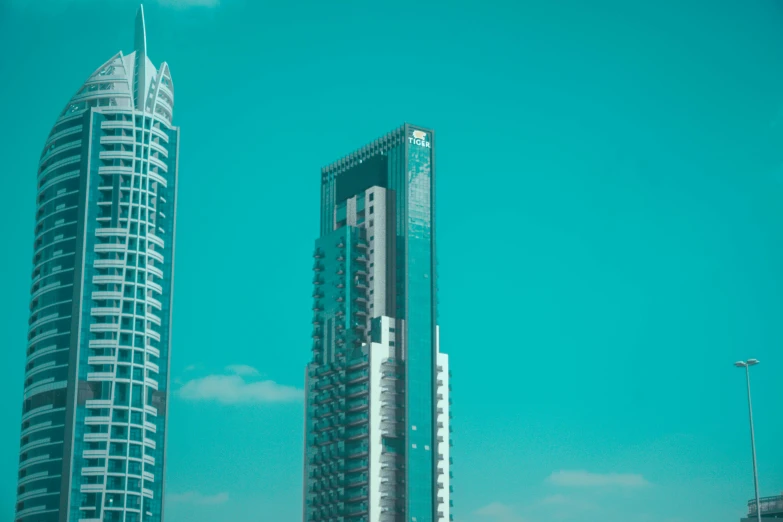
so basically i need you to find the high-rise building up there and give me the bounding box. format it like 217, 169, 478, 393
16, 6, 178, 522
740, 493, 783, 520
303, 124, 452, 522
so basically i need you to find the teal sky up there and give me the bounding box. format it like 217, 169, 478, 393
1, 0, 783, 521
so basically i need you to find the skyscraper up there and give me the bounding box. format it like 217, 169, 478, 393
303, 124, 452, 522
16, 6, 178, 522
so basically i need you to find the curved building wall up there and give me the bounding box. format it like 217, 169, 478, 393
15, 7, 178, 522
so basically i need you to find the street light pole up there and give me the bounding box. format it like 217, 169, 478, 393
735, 359, 761, 522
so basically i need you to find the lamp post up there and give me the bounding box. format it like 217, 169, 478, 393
735, 359, 761, 522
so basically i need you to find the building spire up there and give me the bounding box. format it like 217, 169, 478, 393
133, 4, 148, 110
134, 4, 147, 58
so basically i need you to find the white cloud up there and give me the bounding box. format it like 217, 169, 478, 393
546, 470, 650, 488
475, 502, 526, 522
167, 491, 229, 505
179, 369, 303, 404
539, 493, 598, 513
225, 364, 260, 376
540, 494, 570, 505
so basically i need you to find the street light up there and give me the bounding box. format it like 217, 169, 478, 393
735, 359, 761, 522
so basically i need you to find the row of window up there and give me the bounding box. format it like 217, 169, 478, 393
86, 406, 159, 426
39, 131, 81, 165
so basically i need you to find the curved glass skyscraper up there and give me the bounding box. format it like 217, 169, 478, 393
16, 6, 179, 522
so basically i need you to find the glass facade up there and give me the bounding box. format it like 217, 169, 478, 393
15, 7, 178, 522
304, 125, 451, 522
404, 135, 435, 521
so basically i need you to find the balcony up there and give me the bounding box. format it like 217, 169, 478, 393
346, 370, 368, 383
346, 384, 369, 398
346, 399, 369, 412
748, 494, 783, 517
344, 427, 369, 440
347, 355, 369, 369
